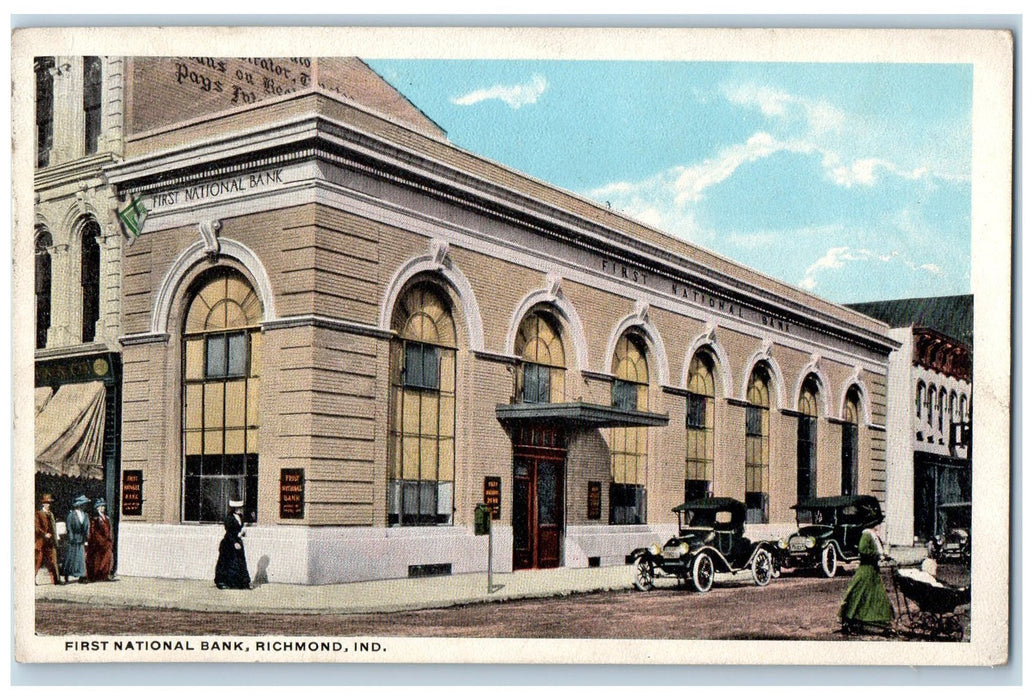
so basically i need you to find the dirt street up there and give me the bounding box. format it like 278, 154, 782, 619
36, 572, 964, 641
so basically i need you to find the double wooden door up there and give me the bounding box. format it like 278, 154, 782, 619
512, 454, 564, 570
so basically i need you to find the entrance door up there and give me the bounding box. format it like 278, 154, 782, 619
512, 455, 565, 570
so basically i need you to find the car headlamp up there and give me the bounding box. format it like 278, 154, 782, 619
679, 542, 690, 555
805, 537, 816, 548
648, 543, 661, 556
777, 539, 787, 549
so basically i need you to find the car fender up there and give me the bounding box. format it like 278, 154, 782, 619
629, 546, 658, 564
692, 545, 735, 573
747, 542, 776, 566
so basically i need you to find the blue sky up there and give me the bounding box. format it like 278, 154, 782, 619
366, 60, 972, 304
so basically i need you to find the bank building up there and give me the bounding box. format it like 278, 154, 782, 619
35, 57, 901, 584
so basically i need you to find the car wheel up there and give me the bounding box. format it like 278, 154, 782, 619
752, 549, 773, 587
820, 543, 838, 578
632, 555, 654, 592
691, 553, 714, 593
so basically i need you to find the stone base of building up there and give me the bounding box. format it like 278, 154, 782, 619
116, 521, 800, 584
116, 523, 514, 585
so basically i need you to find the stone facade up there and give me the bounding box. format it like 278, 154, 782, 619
106, 58, 898, 584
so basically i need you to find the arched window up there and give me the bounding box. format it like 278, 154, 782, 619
797, 375, 820, 503
83, 57, 102, 155
915, 381, 925, 420
745, 364, 771, 523
80, 218, 101, 342
388, 283, 456, 526
938, 388, 947, 433
182, 270, 263, 523
514, 310, 565, 404
960, 394, 969, 422
686, 351, 716, 501
926, 384, 936, 426
841, 387, 861, 496
35, 57, 54, 168
35, 228, 52, 349
610, 332, 649, 524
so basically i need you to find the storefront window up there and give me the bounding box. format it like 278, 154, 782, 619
797, 376, 819, 503
841, 387, 861, 496
181, 270, 263, 523
514, 310, 565, 404
745, 364, 771, 523
388, 283, 456, 526
685, 351, 715, 501
610, 332, 648, 524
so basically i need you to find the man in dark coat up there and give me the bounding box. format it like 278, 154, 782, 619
63, 495, 90, 584
214, 499, 251, 589
86, 498, 114, 582
35, 494, 61, 585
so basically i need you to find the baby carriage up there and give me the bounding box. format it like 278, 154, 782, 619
889, 565, 970, 641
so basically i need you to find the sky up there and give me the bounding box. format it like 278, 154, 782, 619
365, 59, 972, 305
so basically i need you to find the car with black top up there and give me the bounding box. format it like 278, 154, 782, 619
629, 497, 777, 593
775, 494, 884, 577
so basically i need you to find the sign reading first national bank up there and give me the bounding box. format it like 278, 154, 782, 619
148, 168, 286, 211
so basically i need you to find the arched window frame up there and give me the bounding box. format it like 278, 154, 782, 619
388, 282, 457, 527
938, 387, 947, 433
841, 386, 861, 496
80, 218, 101, 343
685, 350, 716, 501
610, 331, 649, 525
745, 364, 771, 523
916, 381, 926, 420
514, 309, 566, 405
926, 384, 936, 426
181, 269, 263, 524
35, 228, 53, 350
797, 375, 820, 503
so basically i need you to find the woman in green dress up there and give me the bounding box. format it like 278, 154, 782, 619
839, 525, 894, 634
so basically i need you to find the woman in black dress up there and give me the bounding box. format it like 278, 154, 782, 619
214, 500, 251, 590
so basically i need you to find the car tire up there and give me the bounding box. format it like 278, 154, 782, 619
691, 552, 714, 593
632, 555, 654, 592
751, 549, 773, 587
820, 543, 838, 578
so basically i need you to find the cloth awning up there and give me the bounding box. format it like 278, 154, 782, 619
35, 381, 106, 480
496, 401, 669, 429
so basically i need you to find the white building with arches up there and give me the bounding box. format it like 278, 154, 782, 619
100, 57, 900, 584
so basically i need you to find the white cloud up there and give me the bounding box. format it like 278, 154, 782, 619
799, 246, 943, 291
451, 74, 548, 109
722, 83, 845, 136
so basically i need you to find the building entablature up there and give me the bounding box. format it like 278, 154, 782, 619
912, 326, 971, 382
106, 91, 899, 370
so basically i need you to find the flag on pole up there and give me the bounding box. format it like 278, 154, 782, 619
117, 196, 148, 241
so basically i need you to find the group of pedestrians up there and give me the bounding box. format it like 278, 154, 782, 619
34, 493, 115, 585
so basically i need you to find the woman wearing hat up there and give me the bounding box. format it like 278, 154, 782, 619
63, 495, 91, 584
839, 516, 894, 634
87, 498, 114, 582
214, 499, 251, 590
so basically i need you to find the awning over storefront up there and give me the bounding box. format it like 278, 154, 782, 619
35, 381, 106, 480
495, 401, 669, 429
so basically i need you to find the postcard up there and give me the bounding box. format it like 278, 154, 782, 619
11, 25, 1012, 666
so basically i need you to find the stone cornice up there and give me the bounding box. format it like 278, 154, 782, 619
104, 103, 898, 358
34, 152, 119, 191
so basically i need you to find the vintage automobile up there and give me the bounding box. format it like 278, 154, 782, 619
929, 501, 971, 565
775, 494, 884, 577
629, 497, 777, 593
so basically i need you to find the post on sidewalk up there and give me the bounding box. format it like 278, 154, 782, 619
474, 503, 493, 594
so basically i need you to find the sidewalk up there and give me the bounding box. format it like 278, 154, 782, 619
34, 545, 927, 616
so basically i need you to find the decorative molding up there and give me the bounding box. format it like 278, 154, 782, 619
198, 219, 222, 258
120, 332, 170, 347
150, 237, 277, 335
262, 314, 393, 339
602, 308, 671, 387
682, 329, 734, 400
546, 270, 563, 297
429, 237, 449, 266
505, 287, 590, 373
581, 369, 615, 383
661, 384, 692, 398
471, 349, 520, 365
379, 252, 484, 352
